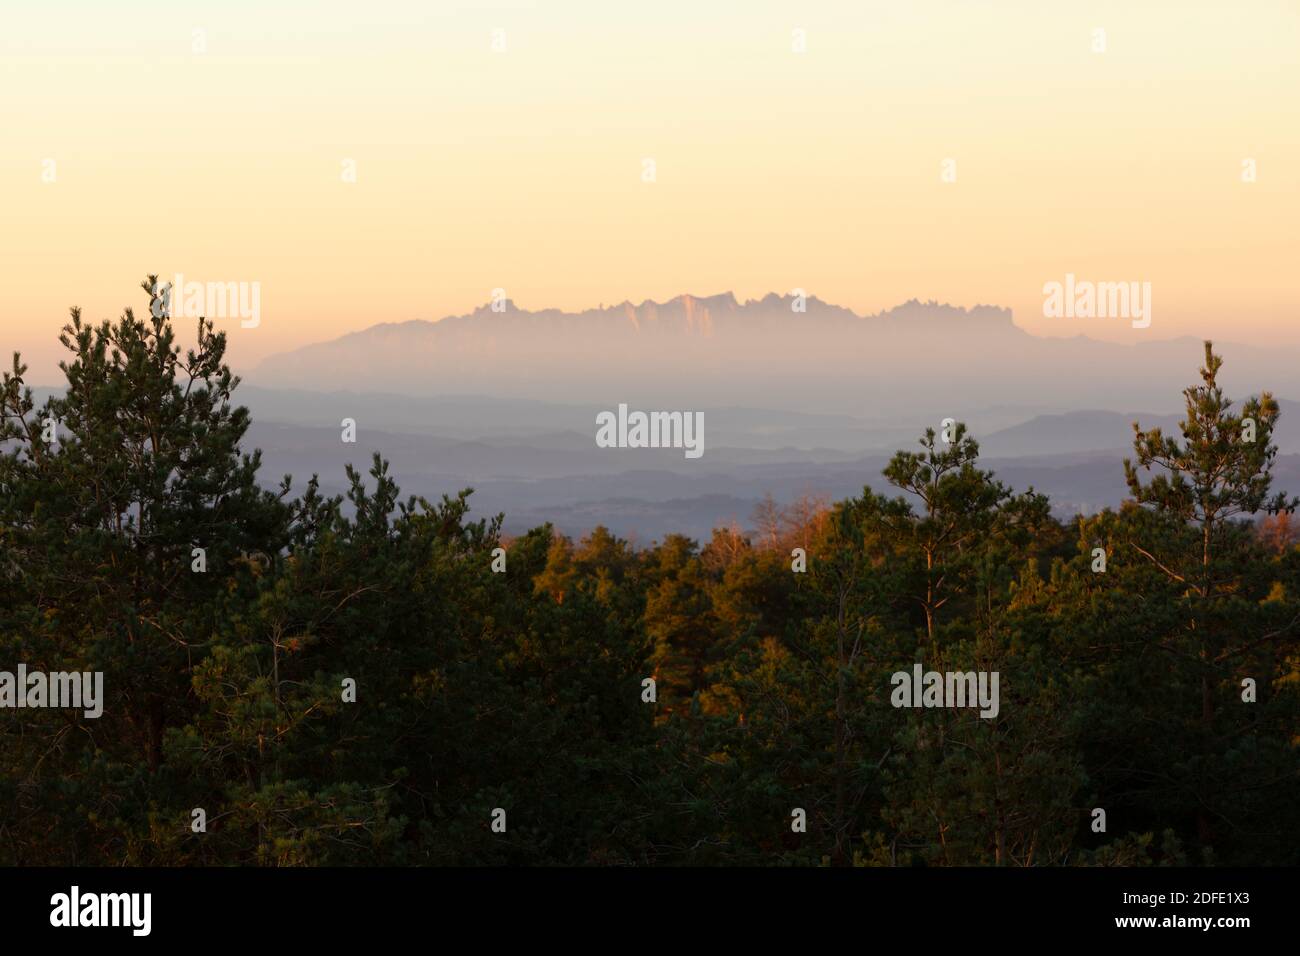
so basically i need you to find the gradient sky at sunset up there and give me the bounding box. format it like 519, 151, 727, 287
3, 0, 1297, 382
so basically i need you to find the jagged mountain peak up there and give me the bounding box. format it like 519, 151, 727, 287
252, 292, 1300, 416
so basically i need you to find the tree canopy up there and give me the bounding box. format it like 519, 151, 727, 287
2, 285, 1297, 866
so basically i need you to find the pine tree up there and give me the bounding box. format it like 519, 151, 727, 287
0, 278, 290, 861
877, 422, 1010, 649
1122, 341, 1299, 854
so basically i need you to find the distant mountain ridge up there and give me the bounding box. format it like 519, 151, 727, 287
315, 293, 1015, 341
250, 293, 1300, 420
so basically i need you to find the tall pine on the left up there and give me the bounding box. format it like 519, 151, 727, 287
0, 278, 289, 863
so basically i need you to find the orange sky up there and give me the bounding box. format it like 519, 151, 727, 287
2, 0, 1297, 382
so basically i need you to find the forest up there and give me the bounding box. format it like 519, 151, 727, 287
2, 278, 1297, 867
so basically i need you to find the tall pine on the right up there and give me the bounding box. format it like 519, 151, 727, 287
1123, 341, 1299, 858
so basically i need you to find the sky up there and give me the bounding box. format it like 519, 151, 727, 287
2, 0, 1297, 383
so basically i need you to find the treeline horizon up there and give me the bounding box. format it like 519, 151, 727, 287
1, 280, 1298, 867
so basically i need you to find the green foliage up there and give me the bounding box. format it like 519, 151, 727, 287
2, 290, 1297, 867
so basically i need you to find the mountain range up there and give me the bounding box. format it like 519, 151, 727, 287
228, 293, 1300, 538
250, 293, 1300, 421
38, 295, 1300, 541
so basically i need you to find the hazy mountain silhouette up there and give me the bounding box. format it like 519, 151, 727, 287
233, 295, 1300, 537
251, 293, 1300, 419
